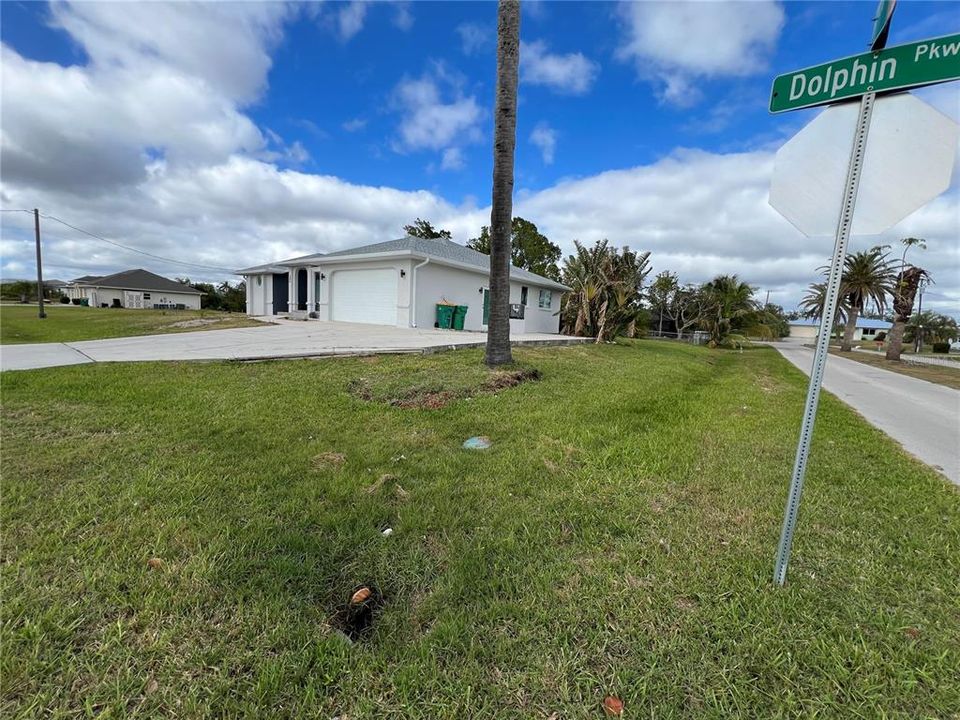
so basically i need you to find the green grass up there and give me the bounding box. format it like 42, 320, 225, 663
0, 304, 266, 344
2, 343, 958, 718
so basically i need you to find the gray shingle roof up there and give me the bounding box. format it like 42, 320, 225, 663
70, 268, 203, 295
307, 237, 569, 290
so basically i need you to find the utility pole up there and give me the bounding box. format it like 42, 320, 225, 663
34, 208, 46, 319
915, 280, 925, 353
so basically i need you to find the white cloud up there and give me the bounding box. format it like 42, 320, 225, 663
48, 1, 291, 104
456, 22, 491, 55
617, 1, 785, 106
521, 40, 599, 95
390, 64, 483, 161
337, 1, 368, 41
392, 2, 414, 31
441, 148, 465, 171
530, 123, 557, 164
342, 117, 368, 133
1, 2, 956, 319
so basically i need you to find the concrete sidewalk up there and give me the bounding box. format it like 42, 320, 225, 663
0, 320, 587, 372
772, 341, 960, 485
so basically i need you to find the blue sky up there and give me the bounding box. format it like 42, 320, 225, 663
1, 1, 958, 314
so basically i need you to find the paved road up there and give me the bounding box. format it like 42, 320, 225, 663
773, 341, 960, 485
0, 319, 586, 372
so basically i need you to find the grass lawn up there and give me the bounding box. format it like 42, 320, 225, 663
2, 342, 958, 718
829, 348, 960, 390
0, 304, 266, 344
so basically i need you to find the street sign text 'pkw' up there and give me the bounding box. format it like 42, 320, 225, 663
769, 32, 960, 113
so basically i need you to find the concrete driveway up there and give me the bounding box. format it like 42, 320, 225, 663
773, 339, 960, 485
0, 319, 586, 372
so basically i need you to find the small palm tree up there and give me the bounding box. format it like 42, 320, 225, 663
837, 246, 895, 351
799, 281, 849, 340
559, 239, 651, 341
698, 275, 757, 347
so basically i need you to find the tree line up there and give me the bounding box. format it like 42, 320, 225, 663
797, 237, 955, 358
403, 216, 790, 347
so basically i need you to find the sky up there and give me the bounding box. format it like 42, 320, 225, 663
1, 0, 958, 316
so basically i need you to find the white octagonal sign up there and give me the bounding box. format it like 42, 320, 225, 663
769, 93, 959, 237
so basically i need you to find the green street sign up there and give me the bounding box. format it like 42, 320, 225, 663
769, 32, 960, 113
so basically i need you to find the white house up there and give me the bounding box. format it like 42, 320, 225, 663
60, 269, 203, 309
237, 237, 569, 334
788, 316, 892, 341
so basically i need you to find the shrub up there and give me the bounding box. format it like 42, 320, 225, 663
60, 295, 70, 304
71, 298, 81, 305
874, 331, 886, 342
931, 341, 949, 354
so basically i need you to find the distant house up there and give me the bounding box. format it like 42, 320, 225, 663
237, 236, 568, 333
59, 269, 204, 310
788, 316, 892, 342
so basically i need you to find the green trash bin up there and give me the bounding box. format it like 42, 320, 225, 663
436, 303, 455, 329
452, 305, 468, 331
79, 298, 89, 307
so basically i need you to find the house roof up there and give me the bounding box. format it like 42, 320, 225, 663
234, 262, 291, 275
789, 317, 892, 329
251, 236, 569, 291
68, 268, 204, 295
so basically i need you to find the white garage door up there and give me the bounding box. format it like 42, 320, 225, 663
331, 268, 399, 326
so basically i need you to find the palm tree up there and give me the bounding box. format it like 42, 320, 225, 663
886, 238, 929, 361
559, 239, 651, 342
484, 0, 520, 368
837, 246, 895, 351
698, 275, 757, 346
799, 281, 849, 341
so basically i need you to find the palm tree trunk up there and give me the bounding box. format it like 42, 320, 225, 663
484, 0, 520, 368
840, 306, 859, 351
885, 320, 906, 360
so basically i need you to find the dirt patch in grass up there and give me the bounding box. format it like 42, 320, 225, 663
312, 452, 346, 470
351, 367, 543, 410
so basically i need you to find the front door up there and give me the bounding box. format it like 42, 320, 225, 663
482, 288, 490, 326
297, 268, 308, 311
272, 273, 289, 313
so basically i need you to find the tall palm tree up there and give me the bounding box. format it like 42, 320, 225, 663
484, 0, 520, 367
886, 237, 928, 361
837, 246, 895, 351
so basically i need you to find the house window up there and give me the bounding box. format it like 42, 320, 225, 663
143, 293, 151, 300
520, 286, 528, 305
538, 289, 552, 309
257, 276, 262, 286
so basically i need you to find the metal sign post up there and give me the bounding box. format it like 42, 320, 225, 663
767, 1, 960, 585
773, 92, 874, 586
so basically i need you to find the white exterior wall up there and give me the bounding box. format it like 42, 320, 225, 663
522, 285, 561, 334
413, 263, 562, 333
67, 286, 200, 309
788, 324, 818, 339
414, 263, 487, 331
245, 273, 272, 316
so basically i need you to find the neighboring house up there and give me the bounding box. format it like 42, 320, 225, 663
237, 236, 569, 334
59, 269, 204, 309
788, 316, 892, 341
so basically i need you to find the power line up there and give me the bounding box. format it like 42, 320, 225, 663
2, 206, 235, 273
38, 213, 236, 273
